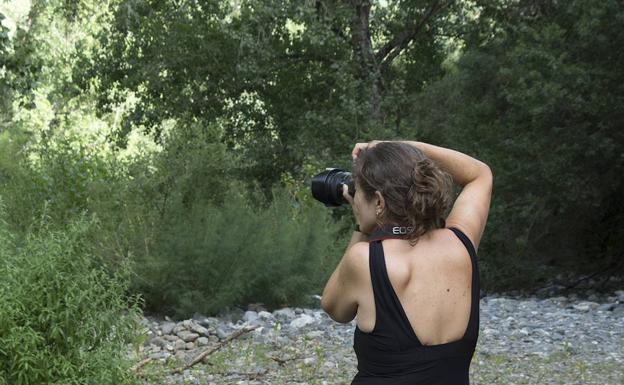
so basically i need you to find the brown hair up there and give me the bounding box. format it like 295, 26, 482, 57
352, 141, 454, 246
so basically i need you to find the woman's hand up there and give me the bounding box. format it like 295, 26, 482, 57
341, 183, 362, 225
351, 140, 384, 161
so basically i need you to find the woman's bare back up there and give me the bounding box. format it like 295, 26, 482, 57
355, 227, 473, 346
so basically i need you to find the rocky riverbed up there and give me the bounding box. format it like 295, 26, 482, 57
129, 289, 624, 385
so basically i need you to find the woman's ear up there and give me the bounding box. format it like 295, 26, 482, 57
375, 190, 385, 212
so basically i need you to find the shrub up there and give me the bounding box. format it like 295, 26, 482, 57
0, 203, 143, 385
132, 181, 344, 319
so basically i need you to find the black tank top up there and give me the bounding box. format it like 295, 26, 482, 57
351, 227, 480, 385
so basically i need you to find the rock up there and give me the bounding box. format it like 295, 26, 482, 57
306, 330, 324, 339
289, 314, 316, 328
613, 304, 624, 317
273, 308, 296, 321
243, 310, 259, 323
197, 337, 209, 346
149, 351, 170, 360
216, 327, 229, 340
597, 303, 615, 311
189, 323, 210, 336
150, 336, 168, 348
185, 342, 195, 350
572, 301, 599, 312
258, 311, 274, 320
303, 357, 317, 366
177, 331, 200, 342
174, 339, 186, 350
193, 314, 220, 328
161, 322, 176, 335
173, 325, 186, 334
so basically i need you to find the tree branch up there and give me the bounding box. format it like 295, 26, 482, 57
375, 0, 453, 67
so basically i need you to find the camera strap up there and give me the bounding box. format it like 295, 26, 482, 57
367, 223, 415, 242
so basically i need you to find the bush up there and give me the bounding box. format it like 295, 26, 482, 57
0, 204, 143, 385
132, 181, 344, 319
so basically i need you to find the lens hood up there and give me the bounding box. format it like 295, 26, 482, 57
311, 168, 355, 207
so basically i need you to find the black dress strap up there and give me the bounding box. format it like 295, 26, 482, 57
447, 227, 477, 259
447, 226, 480, 341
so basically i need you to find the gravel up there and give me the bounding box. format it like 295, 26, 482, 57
128, 288, 624, 385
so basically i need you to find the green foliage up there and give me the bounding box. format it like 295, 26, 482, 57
414, 0, 624, 289
1, 0, 622, 316
0, 204, 142, 385
132, 180, 344, 318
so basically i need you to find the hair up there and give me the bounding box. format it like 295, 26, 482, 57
352, 141, 454, 246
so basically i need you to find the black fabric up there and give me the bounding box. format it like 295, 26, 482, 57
351, 227, 480, 385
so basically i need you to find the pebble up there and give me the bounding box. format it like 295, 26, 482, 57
131, 284, 624, 384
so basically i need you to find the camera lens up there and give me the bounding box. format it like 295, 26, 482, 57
311, 168, 355, 207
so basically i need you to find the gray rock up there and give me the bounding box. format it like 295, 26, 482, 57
274, 308, 296, 321
612, 304, 624, 317
174, 339, 186, 350
597, 303, 615, 311
572, 301, 599, 312
289, 314, 316, 328
161, 322, 176, 335
197, 337, 209, 346
303, 356, 317, 366
189, 323, 210, 336
149, 351, 171, 360
245, 318, 265, 328
243, 310, 259, 323
258, 311, 274, 320
216, 327, 229, 340
177, 331, 200, 342
150, 336, 168, 348
185, 341, 195, 350
306, 330, 324, 339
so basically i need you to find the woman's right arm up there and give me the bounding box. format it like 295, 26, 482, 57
404, 141, 493, 251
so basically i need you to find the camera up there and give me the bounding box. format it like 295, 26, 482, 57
311, 168, 355, 207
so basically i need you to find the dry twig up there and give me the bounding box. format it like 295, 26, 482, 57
171, 324, 260, 374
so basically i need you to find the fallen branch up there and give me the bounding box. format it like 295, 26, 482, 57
268, 353, 305, 366
171, 324, 260, 374
130, 357, 152, 373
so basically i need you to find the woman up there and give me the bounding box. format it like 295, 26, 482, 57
321, 140, 492, 384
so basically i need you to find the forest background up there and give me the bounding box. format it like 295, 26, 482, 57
0, 0, 622, 382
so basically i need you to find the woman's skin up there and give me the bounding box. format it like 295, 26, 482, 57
339, 140, 385, 250
321, 140, 492, 341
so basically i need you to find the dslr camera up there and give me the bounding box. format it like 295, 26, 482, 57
311, 168, 355, 207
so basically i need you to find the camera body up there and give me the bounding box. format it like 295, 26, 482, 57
311, 168, 355, 207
